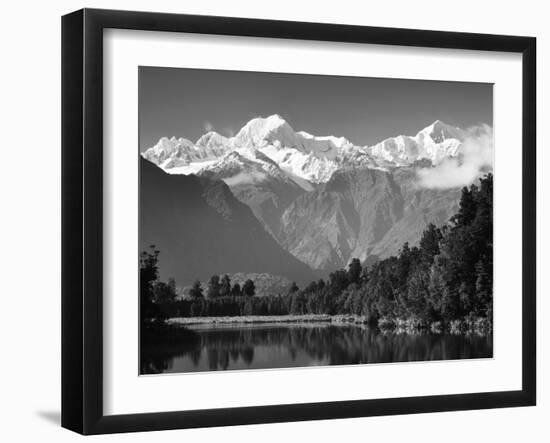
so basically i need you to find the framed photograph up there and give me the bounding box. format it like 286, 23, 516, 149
62, 8, 536, 435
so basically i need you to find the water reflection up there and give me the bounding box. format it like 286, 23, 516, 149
140, 323, 493, 374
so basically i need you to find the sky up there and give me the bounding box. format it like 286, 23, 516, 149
139, 67, 492, 152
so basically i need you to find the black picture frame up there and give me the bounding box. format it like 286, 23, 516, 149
62, 8, 537, 435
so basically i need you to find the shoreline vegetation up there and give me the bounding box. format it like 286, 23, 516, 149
141, 175, 493, 340
167, 314, 492, 335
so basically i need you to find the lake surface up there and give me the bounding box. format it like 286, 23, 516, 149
140, 322, 493, 374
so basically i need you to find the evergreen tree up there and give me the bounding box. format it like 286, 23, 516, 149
440, 285, 459, 321
140, 246, 159, 295
167, 277, 176, 294
190, 297, 205, 316
329, 269, 349, 295
242, 279, 255, 297
288, 281, 299, 294
154, 281, 176, 305
458, 281, 473, 316
289, 292, 305, 314
243, 297, 254, 315
207, 275, 221, 298
348, 258, 362, 285
427, 256, 446, 314
405, 267, 429, 319
474, 259, 492, 316
419, 223, 442, 264
219, 274, 231, 297
189, 280, 204, 299
139, 245, 161, 322
230, 282, 241, 296
396, 242, 412, 288
304, 280, 319, 293
453, 186, 477, 227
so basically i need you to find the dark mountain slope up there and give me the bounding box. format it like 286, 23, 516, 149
140, 157, 315, 286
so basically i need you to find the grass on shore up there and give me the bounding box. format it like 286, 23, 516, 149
165, 314, 492, 335
166, 314, 369, 326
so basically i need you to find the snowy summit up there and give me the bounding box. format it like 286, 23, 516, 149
141, 114, 487, 188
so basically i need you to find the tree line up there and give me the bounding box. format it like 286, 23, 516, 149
140, 174, 493, 327
187, 275, 257, 299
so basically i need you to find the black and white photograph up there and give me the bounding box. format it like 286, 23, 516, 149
1, 0, 544, 439
138, 67, 494, 374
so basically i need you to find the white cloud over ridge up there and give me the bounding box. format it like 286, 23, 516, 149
417, 124, 493, 189
223, 127, 235, 137
202, 121, 215, 132
223, 171, 268, 187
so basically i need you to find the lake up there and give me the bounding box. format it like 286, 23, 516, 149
140, 322, 493, 374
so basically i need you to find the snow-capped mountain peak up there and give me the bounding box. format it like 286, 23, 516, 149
417, 120, 465, 144
367, 121, 466, 166
142, 131, 233, 172
233, 114, 297, 149
141, 136, 195, 167
142, 116, 488, 186
195, 131, 231, 149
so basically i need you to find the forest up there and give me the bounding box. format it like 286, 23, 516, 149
141, 174, 493, 332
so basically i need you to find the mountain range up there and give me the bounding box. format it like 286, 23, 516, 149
143, 114, 470, 182
141, 115, 492, 281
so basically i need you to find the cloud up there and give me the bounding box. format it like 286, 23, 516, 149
417, 124, 493, 189
222, 127, 235, 137
223, 171, 267, 187
202, 121, 215, 132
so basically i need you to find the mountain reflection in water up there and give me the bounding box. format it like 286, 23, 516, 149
140, 323, 493, 374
